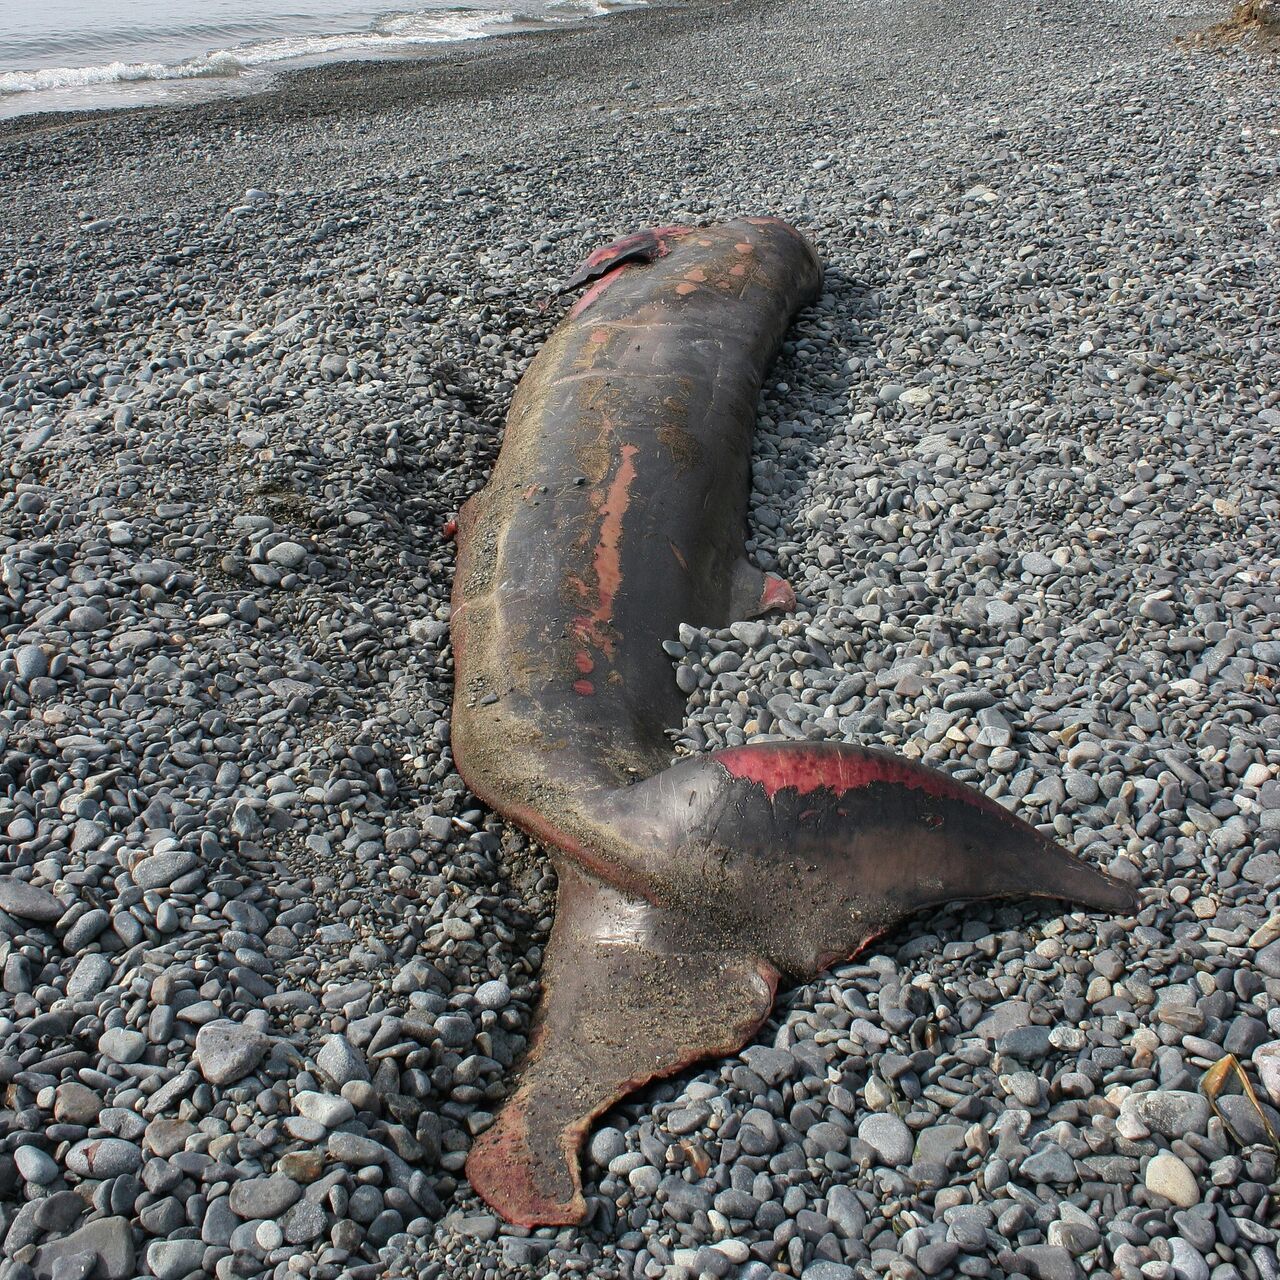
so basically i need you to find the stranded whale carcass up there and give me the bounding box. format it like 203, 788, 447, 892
448, 218, 1134, 1227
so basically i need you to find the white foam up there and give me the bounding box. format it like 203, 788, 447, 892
0, 11, 523, 97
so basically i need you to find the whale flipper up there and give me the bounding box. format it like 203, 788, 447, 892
465, 861, 779, 1227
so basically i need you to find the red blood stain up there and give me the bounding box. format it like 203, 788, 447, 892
573, 679, 595, 696
759, 573, 796, 613
574, 652, 594, 674
570, 271, 623, 318
571, 444, 638, 662
716, 746, 1006, 814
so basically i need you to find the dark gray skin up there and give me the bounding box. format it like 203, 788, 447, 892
450, 218, 1135, 1227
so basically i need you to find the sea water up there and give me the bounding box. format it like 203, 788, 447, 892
0, 0, 641, 119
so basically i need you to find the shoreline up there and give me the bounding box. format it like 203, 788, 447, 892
0, 0, 733, 139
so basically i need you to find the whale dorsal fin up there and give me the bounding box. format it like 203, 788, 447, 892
465, 861, 778, 1226
559, 225, 696, 295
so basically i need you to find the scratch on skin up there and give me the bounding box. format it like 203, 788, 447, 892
571, 444, 639, 692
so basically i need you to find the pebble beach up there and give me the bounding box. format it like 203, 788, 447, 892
2, 1, 1280, 1279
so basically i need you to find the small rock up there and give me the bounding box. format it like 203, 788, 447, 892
266, 539, 308, 568
294, 1090, 355, 1128
98, 1027, 146, 1064
14, 1144, 58, 1185
316, 1033, 369, 1086
1146, 1151, 1200, 1207
857, 1113, 914, 1166
194, 1019, 270, 1085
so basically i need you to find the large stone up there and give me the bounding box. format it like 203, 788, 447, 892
316, 1033, 368, 1087
1020, 1143, 1077, 1186
1169, 1237, 1211, 1280
856, 1113, 914, 1166
0, 877, 62, 922
1145, 1151, 1200, 1207
65, 1138, 143, 1178
282, 1198, 327, 1244
131, 849, 198, 890
827, 1185, 867, 1238
1120, 1090, 1210, 1138
972, 1000, 1031, 1040
228, 1173, 302, 1219
31, 1216, 135, 1280
146, 1239, 206, 1280
1013, 1244, 1080, 1280
194, 1019, 270, 1085
914, 1124, 967, 1166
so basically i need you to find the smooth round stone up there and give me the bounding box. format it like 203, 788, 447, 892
0, 877, 62, 922
266, 540, 307, 568
14, 1144, 58, 1185
67, 606, 107, 631
473, 979, 510, 1010
256, 1220, 284, 1251
284, 1115, 327, 1143
65, 1138, 143, 1178
589, 1127, 627, 1168
1145, 1152, 1200, 1207
856, 1114, 914, 1166
294, 1090, 355, 1128
228, 1173, 302, 1219
14, 644, 48, 681
146, 1239, 206, 1280
193, 1019, 270, 1085
98, 1027, 146, 1064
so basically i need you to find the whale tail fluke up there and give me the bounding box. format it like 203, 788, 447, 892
598, 743, 1137, 975
466, 742, 1135, 1227
464, 861, 778, 1228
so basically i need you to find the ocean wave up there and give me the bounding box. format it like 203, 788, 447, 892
0, 11, 522, 97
